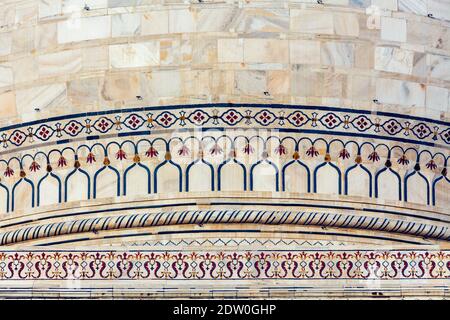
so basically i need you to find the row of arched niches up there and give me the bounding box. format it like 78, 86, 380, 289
1, 129, 449, 213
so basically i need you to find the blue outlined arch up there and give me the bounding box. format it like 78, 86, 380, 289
344, 164, 372, 197
185, 159, 215, 191
12, 178, 35, 211
218, 158, 247, 191
432, 175, 450, 206
123, 163, 151, 196
404, 170, 430, 205
375, 167, 402, 201
93, 165, 120, 199
37, 172, 62, 206
313, 162, 342, 194
64, 168, 91, 202
282, 159, 310, 192
250, 159, 279, 192
154, 160, 183, 193
0, 183, 10, 213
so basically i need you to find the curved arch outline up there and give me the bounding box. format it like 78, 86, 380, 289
0, 183, 10, 213
404, 170, 430, 205
37, 172, 62, 206
432, 175, 450, 206
154, 160, 182, 193
123, 163, 151, 196
93, 165, 120, 199
375, 167, 402, 201
313, 162, 342, 194
12, 178, 35, 211
64, 168, 91, 202
185, 159, 215, 192
282, 159, 310, 192
250, 159, 279, 192
218, 158, 247, 191
344, 164, 372, 197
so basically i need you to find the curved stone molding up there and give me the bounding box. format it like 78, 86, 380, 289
1, 209, 449, 246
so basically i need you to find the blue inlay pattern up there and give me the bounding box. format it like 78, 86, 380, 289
0, 103, 449, 151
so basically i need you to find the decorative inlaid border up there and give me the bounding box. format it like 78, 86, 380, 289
0, 249, 448, 280
1, 104, 450, 152
1, 130, 449, 213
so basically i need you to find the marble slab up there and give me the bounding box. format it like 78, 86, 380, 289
197, 8, 237, 33
428, 0, 450, 22
375, 46, 414, 74
376, 78, 425, 107
290, 9, 334, 35
169, 9, 195, 34
427, 54, 450, 81
243, 39, 289, 63
141, 11, 169, 35
109, 42, 160, 68
321, 42, 355, 67
0, 91, 16, 119
0, 32, 12, 56
398, 0, 427, 15
38, 0, 62, 20
426, 86, 449, 112
218, 39, 244, 63
372, 0, 398, 11
67, 77, 99, 105
101, 72, 140, 101
0, 64, 13, 88
380, 17, 407, 43
12, 56, 38, 83
38, 49, 82, 78
35, 23, 57, 50
61, 0, 107, 14
334, 13, 360, 37
234, 70, 267, 95
233, 8, 288, 34
112, 13, 141, 37
15, 83, 68, 117
145, 70, 181, 98
290, 40, 321, 65
58, 15, 111, 44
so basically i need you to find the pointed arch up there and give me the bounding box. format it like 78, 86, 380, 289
218, 158, 247, 191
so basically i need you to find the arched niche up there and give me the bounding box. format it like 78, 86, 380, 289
314, 162, 341, 195
404, 171, 429, 205
432, 176, 450, 208
345, 164, 372, 197
186, 159, 214, 192
0, 184, 9, 213
65, 168, 90, 202
375, 168, 401, 201
282, 160, 310, 193
37, 173, 61, 206
154, 160, 182, 193
123, 163, 151, 196
93, 166, 120, 199
12, 178, 34, 212
218, 159, 246, 191
250, 160, 279, 192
